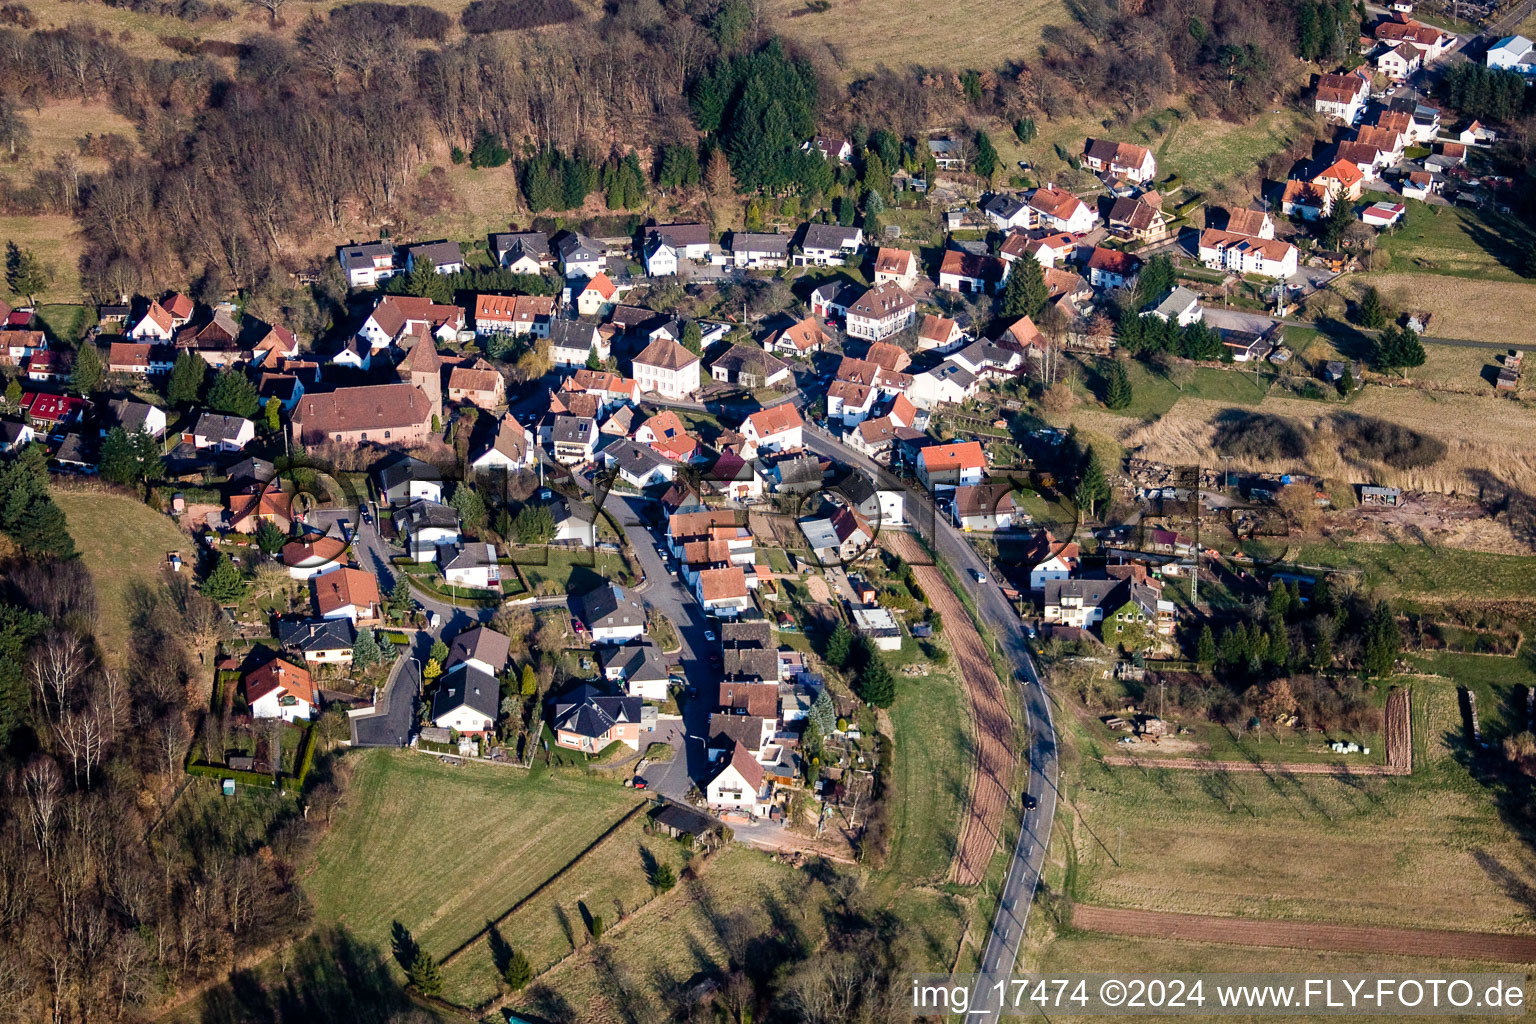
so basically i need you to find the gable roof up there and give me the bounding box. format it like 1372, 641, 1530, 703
717, 679, 778, 717
800, 222, 861, 250
939, 249, 1005, 284
552, 683, 643, 739
447, 625, 512, 673
863, 340, 911, 373
581, 582, 645, 631
1224, 208, 1271, 237
431, 663, 499, 722
744, 402, 803, 439
698, 565, 748, 602
1107, 197, 1158, 232
728, 232, 788, 255
600, 643, 669, 682
244, 657, 317, 707
448, 358, 502, 395
919, 440, 986, 473
1029, 186, 1088, 222
313, 567, 380, 616
1085, 246, 1142, 276
873, 247, 916, 276
773, 316, 830, 353
582, 273, 617, 299
1084, 138, 1152, 170
277, 618, 355, 654
633, 337, 698, 372
714, 742, 764, 791
407, 240, 463, 269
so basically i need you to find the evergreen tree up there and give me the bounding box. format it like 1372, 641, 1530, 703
651, 861, 676, 892
1196, 625, 1216, 667
3, 377, 19, 409
855, 653, 895, 707
1336, 363, 1354, 396
407, 950, 443, 995
1103, 360, 1133, 410
1001, 252, 1048, 319
405, 256, 452, 304
207, 369, 261, 418
824, 621, 852, 668
265, 395, 282, 433
1322, 193, 1353, 248
451, 485, 488, 533
520, 664, 537, 696
167, 351, 208, 407
1116, 305, 1147, 354
1074, 447, 1110, 518
1357, 286, 1387, 329
98, 427, 159, 487
656, 144, 702, 189
1134, 254, 1176, 306
4, 241, 47, 304
0, 445, 73, 558
69, 342, 101, 396
430, 638, 450, 665
503, 948, 533, 991
1013, 117, 1037, 144
200, 553, 247, 604
1362, 599, 1401, 678
390, 573, 413, 616
254, 519, 286, 555
808, 687, 836, 734
353, 627, 382, 672
513, 504, 555, 544
681, 320, 703, 355
973, 129, 999, 180
468, 128, 511, 169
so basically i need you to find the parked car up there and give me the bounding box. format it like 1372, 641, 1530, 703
572, 618, 587, 635
633, 777, 648, 790
703, 629, 716, 642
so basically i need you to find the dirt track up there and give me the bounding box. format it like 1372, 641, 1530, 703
884, 532, 1015, 886
1098, 757, 1409, 775
1072, 906, 1536, 963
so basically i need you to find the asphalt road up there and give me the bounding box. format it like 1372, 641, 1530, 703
797, 425, 1060, 1005
350, 649, 421, 747
352, 509, 495, 635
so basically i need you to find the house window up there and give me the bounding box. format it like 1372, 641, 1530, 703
384, 432, 391, 439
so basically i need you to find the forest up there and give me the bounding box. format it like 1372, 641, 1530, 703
0, 0, 1354, 326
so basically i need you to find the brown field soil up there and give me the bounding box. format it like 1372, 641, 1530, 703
1098, 756, 1407, 774
1072, 905, 1536, 963
1352, 273, 1536, 346
765, 0, 1068, 80
1384, 687, 1411, 771
1117, 389, 1536, 497
884, 531, 1013, 886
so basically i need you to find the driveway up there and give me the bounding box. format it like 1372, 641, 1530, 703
352, 510, 494, 637
349, 651, 420, 747
1203, 308, 1280, 335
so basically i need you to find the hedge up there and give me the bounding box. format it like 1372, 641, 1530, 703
186, 763, 277, 788
380, 630, 411, 646
293, 727, 319, 787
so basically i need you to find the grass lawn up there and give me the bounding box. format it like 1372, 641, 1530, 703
1370, 196, 1535, 282
508, 545, 634, 594
881, 656, 971, 886
509, 845, 819, 1020
436, 812, 688, 1009
1049, 677, 1536, 934
764, 0, 1068, 81
36, 303, 96, 345
0, 214, 86, 304
303, 750, 644, 963
54, 488, 192, 660
1090, 358, 1272, 421
1294, 541, 1536, 602
1352, 271, 1536, 347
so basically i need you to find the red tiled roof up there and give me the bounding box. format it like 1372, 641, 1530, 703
244, 657, 317, 707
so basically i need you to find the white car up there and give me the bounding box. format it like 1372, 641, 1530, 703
972, 569, 988, 584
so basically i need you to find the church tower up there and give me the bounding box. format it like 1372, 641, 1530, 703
397, 332, 443, 425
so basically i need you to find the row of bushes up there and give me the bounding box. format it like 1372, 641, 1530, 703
332, 1, 451, 38
460, 0, 579, 33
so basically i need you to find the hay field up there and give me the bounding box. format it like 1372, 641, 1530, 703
54, 487, 192, 660
1116, 388, 1536, 496
303, 751, 644, 963
1352, 273, 1536, 345
1052, 681, 1536, 935
766, 0, 1068, 79
0, 214, 86, 304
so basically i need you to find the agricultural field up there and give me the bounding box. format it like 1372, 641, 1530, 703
435, 812, 688, 1010
508, 845, 820, 1022
1115, 388, 1536, 496
303, 750, 645, 965
54, 487, 193, 660
1349, 272, 1536, 347
765, 0, 1067, 81
1294, 542, 1536, 602
1042, 679, 1536, 936
1368, 197, 1535, 282
881, 655, 971, 886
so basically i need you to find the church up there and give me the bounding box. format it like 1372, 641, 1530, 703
289, 335, 443, 448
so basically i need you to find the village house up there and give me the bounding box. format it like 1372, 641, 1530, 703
548, 319, 606, 369
907, 360, 979, 408
1085, 247, 1142, 291
396, 499, 461, 562
938, 250, 1006, 294
695, 565, 752, 618
277, 618, 355, 666
872, 247, 920, 289
1142, 286, 1203, 327
358, 295, 465, 350
338, 241, 401, 288
551, 415, 599, 464
1312, 159, 1365, 203
444, 626, 511, 678
917, 314, 965, 353
107, 341, 176, 376
804, 135, 853, 163
916, 440, 986, 493
632, 337, 701, 400
575, 273, 618, 317
741, 403, 804, 456
1313, 70, 1371, 124
22, 393, 89, 434
643, 236, 678, 277
800, 505, 874, 565
1082, 138, 1157, 182
710, 345, 791, 389
313, 567, 382, 625
845, 283, 918, 341
1043, 577, 1122, 629
952, 483, 1019, 531
1281, 179, 1332, 220
1197, 230, 1299, 279
556, 232, 606, 279
553, 684, 645, 752
634, 409, 699, 462
705, 744, 769, 816
244, 658, 317, 722
600, 438, 676, 489
446, 358, 505, 410
601, 643, 670, 701
1375, 14, 1452, 61
1106, 195, 1169, 243
405, 240, 464, 275
565, 367, 641, 409
1377, 41, 1421, 80
280, 533, 350, 581
647, 223, 712, 261
581, 583, 648, 644
981, 193, 1031, 231
491, 231, 553, 274
1027, 185, 1099, 233
102, 397, 167, 439
1487, 34, 1534, 72
184, 412, 255, 452
224, 484, 292, 535
440, 542, 502, 590
430, 663, 499, 735
794, 223, 863, 266
128, 301, 175, 341
727, 232, 790, 269
471, 414, 535, 474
